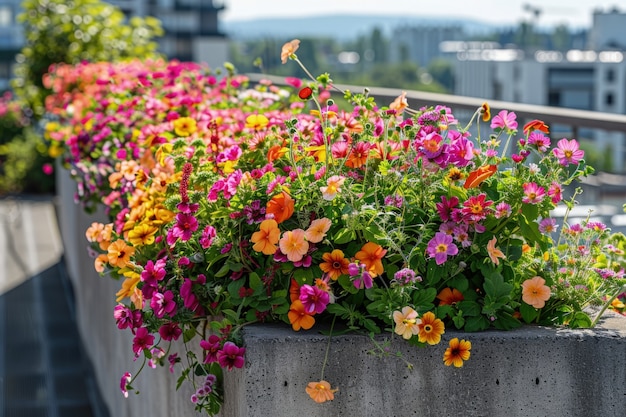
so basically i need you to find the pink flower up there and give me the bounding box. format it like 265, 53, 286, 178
426, 232, 458, 265
299, 284, 330, 314
494, 202, 512, 219
553, 138, 584, 166
159, 322, 182, 341
522, 182, 546, 204
548, 182, 562, 204
539, 218, 558, 234
200, 334, 222, 364
120, 372, 132, 398
320, 175, 346, 201
217, 342, 246, 370
132, 327, 154, 356
490, 110, 518, 131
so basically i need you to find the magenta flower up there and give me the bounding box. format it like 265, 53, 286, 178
200, 334, 222, 364
490, 110, 518, 131
522, 182, 546, 204
217, 341, 246, 370
158, 322, 182, 341
528, 131, 551, 152
120, 372, 132, 398
113, 304, 142, 330
353, 270, 373, 290
494, 202, 512, 219
436, 195, 460, 222
132, 327, 155, 356
150, 290, 177, 318
426, 232, 459, 265
553, 138, 584, 166
171, 212, 198, 242
299, 284, 330, 314
548, 182, 563, 204
199, 225, 217, 249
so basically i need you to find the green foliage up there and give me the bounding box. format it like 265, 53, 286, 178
12, 0, 163, 117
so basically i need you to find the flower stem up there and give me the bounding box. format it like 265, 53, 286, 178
320, 315, 336, 381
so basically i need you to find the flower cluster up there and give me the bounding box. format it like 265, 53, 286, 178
45, 40, 626, 415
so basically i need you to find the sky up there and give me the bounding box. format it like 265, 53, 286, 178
219, 0, 623, 28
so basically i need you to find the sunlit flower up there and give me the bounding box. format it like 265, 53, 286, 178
288, 300, 315, 331
487, 237, 506, 265
464, 165, 497, 189
107, 239, 135, 268
480, 102, 491, 122
389, 91, 408, 114
305, 380, 337, 403
443, 337, 472, 367
522, 182, 546, 204
355, 242, 387, 277
305, 218, 331, 243
266, 191, 294, 223
320, 249, 350, 280
251, 219, 280, 255
522, 276, 551, 308
417, 312, 445, 345
523, 119, 550, 135
393, 306, 421, 339
320, 175, 346, 200
490, 109, 518, 131
345, 142, 372, 168
426, 232, 458, 265
553, 138, 584, 166
279, 229, 309, 262
538, 218, 558, 234
280, 39, 300, 64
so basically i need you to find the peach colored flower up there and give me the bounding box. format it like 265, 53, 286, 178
305, 218, 331, 243
389, 91, 408, 113
281, 39, 300, 64
305, 380, 337, 403
393, 306, 421, 339
487, 237, 506, 265
522, 276, 551, 308
251, 219, 280, 255
355, 242, 387, 277
320, 175, 345, 201
279, 229, 309, 262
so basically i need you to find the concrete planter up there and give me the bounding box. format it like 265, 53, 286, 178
57, 167, 626, 417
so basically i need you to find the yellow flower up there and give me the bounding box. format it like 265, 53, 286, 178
107, 239, 135, 269
245, 114, 269, 130
172, 117, 197, 137
127, 223, 158, 246
417, 312, 445, 345
443, 338, 472, 367
116, 271, 141, 302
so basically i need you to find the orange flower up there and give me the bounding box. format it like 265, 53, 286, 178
355, 242, 387, 277
281, 39, 300, 64
389, 91, 408, 114
266, 191, 294, 224
443, 337, 472, 367
289, 278, 300, 303
288, 300, 315, 331
486, 237, 506, 265
305, 380, 337, 403
523, 119, 550, 135
107, 239, 135, 268
94, 253, 109, 273
305, 218, 331, 243
319, 249, 350, 280
480, 102, 491, 122
251, 219, 281, 255
267, 144, 287, 163
521, 276, 551, 308
463, 164, 497, 189
417, 312, 445, 345
279, 229, 309, 262
436, 287, 464, 306
115, 271, 141, 302
85, 222, 105, 242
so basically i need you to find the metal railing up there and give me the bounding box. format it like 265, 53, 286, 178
246, 73, 626, 137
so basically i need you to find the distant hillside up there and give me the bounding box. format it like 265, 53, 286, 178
221, 14, 504, 41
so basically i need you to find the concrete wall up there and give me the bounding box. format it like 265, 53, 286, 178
57, 168, 626, 417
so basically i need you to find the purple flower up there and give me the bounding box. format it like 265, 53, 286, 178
393, 268, 421, 285
553, 138, 584, 166
299, 284, 330, 314
353, 270, 373, 290
217, 341, 246, 370
538, 218, 558, 234
426, 232, 458, 265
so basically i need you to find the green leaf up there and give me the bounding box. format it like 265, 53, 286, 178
411, 287, 437, 308
249, 272, 262, 290
568, 311, 593, 329
333, 228, 356, 244
519, 302, 539, 323
483, 272, 513, 300
183, 327, 197, 343
458, 300, 481, 317
464, 316, 490, 332
493, 312, 522, 330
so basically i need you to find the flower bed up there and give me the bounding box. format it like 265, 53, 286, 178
47, 40, 626, 416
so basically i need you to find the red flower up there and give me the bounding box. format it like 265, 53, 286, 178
463, 165, 497, 189
298, 87, 313, 100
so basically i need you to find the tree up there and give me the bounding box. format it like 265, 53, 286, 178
12, 0, 163, 117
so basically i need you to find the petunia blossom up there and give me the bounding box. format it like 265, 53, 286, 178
490, 110, 518, 131
299, 284, 330, 314
305, 380, 338, 403
320, 175, 346, 201
393, 306, 421, 339
288, 300, 315, 331
522, 276, 551, 308
251, 219, 280, 255
279, 229, 309, 262
417, 312, 445, 345
354, 242, 387, 277
319, 249, 350, 280
426, 232, 458, 265
304, 218, 331, 243
217, 341, 246, 370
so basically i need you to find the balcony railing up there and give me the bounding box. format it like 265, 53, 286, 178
246, 73, 626, 136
